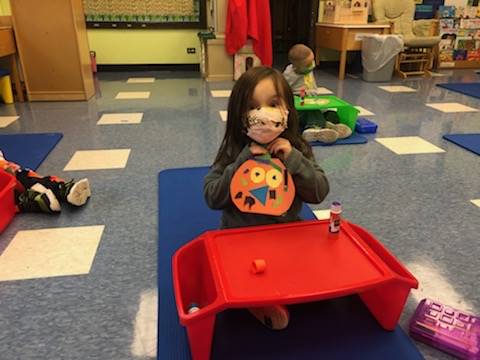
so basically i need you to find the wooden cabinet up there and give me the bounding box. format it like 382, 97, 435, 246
0, 27, 16, 55
0, 26, 25, 102
11, 0, 94, 101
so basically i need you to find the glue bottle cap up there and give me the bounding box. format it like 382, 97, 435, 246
331, 201, 342, 213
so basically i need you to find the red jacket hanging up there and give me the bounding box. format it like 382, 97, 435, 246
225, 0, 273, 66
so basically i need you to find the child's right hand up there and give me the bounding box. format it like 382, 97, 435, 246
249, 143, 268, 156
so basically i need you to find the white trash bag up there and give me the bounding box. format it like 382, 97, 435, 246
362, 34, 404, 73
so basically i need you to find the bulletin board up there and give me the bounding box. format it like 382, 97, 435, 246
83, 0, 207, 29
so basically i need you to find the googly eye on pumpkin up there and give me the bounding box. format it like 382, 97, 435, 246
266, 168, 283, 188
250, 167, 266, 184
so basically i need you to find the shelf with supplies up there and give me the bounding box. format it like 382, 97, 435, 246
437, 4, 480, 69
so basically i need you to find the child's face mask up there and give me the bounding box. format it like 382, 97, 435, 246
246, 107, 288, 145
299, 62, 315, 75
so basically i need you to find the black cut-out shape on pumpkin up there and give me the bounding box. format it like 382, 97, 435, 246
244, 196, 256, 209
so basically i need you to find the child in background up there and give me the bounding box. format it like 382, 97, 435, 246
204, 66, 329, 330
283, 44, 352, 143
1, 150, 91, 213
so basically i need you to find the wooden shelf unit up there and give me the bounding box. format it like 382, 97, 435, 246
11, 0, 94, 101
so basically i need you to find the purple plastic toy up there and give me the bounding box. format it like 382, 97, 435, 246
409, 298, 480, 359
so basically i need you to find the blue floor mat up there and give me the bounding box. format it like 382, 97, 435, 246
437, 83, 480, 99
0, 133, 63, 170
311, 132, 368, 146
443, 134, 480, 156
157, 167, 423, 360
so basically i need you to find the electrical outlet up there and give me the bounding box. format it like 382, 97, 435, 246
187, 48, 196, 54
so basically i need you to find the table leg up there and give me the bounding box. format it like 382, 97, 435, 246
339, 50, 347, 80
359, 281, 411, 330
315, 47, 321, 66
9, 54, 24, 102
186, 314, 216, 360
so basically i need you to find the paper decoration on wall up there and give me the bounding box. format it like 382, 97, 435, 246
230, 154, 295, 216
83, 0, 201, 24
234, 53, 262, 81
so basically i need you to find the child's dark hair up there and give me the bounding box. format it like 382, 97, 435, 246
213, 66, 314, 167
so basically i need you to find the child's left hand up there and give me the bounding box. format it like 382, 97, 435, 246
306, 88, 321, 96
267, 138, 292, 160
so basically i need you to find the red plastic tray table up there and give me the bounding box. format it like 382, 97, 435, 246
0, 169, 16, 233
173, 220, 418, 360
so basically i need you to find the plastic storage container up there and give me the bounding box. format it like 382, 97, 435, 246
362, 34, 404, 82
355, 117, 378, 133
0, 170, 16, 233
409, 298, 480, 359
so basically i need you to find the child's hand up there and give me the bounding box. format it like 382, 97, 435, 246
306, 88, 319, 96
267, 138, 292, 160
250, 143, 268, 156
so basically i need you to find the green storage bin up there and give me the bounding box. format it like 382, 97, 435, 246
294, 95, 359, 131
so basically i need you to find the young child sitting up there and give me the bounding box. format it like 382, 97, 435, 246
283, 44, 352, 143
1, 150, 91, 213
204, 66, 329, 330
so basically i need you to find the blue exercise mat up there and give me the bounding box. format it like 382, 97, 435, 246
443, 134, 480, 156
311, 132, 368, 146
158, 167, 423, 360
437, 82, 480, 99
0, 133, 63, 170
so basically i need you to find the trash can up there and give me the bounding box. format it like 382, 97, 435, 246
362, 35, 404, 82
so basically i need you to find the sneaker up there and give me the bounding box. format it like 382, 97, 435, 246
326, 121, 352, 139
316, 128, 339, 143
16, 188, 61, 213
303, 127, 338, 144
302, 127, 321, 142
61, 178, 91, 206
30, 183, 61, 211
248, 305, 290, 330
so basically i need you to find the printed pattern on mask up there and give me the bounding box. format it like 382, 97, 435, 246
247, 107, 288, 128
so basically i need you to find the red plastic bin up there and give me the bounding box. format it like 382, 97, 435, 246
173, 219, 418, 360
0, 169, 16, 233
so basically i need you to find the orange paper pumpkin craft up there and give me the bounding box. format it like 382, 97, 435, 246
230, 154, 295, 216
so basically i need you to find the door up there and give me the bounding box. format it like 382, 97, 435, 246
270, 0, 319, 68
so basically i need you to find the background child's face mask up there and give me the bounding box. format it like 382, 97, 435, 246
246, 107, 288, 145
300, 62, 315, 74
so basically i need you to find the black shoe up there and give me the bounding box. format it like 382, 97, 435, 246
324, 110, 341, 124
16, 188, 61, 213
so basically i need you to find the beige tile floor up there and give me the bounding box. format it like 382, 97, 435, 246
376, 136, 445, 155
